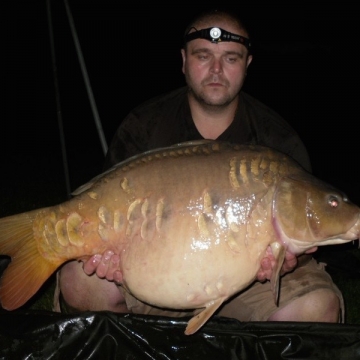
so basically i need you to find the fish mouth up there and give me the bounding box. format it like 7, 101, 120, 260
354, 217, 360, 247
341, 216, 360, 245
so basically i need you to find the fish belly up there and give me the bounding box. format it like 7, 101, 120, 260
119, 213, 269, 309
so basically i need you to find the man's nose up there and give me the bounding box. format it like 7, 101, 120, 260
210, 58, 223, 74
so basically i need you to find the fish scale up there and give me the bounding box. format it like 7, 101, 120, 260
0, 140, 359, 335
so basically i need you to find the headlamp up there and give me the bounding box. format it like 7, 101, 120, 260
184, 27, 251, 50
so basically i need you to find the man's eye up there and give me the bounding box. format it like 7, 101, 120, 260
227, 57, 238, 63
198, 54, 209, 60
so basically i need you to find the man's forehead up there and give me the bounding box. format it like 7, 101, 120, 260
188, 38, 247, 55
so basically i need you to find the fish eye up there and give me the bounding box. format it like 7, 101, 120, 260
328, 195, 339, 208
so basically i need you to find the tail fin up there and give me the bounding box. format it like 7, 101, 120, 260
0, 210, 58, 310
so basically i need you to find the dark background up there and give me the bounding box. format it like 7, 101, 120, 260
2, 1, 359, 217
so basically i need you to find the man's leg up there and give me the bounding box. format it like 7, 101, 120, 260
57, 259, 194, 319
56, 260, 128, 313
268, 288, 340, 322
217, 256, 343, 323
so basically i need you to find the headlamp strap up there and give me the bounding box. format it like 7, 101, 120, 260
184, 27, 251, 49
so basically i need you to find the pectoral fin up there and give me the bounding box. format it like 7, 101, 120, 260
185, 297, 225, 335
270, 242, 286, 306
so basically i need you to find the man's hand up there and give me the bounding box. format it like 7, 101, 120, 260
82, 250, 123, 284
256, 246, 318, 282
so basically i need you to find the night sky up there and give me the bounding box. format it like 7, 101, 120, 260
2, 2, 359, 217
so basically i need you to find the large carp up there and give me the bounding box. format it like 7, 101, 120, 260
0, 141, 359, 335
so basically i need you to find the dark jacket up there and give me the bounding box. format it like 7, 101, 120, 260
104, 87, 311, 172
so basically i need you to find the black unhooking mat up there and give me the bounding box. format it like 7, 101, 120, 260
0, 311, 360, 359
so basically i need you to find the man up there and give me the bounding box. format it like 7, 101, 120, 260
58, 9, 343, 323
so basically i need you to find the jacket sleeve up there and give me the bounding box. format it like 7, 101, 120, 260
103, 111, 148, 171
241, 93, 312, 173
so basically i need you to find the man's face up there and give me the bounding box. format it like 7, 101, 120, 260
181, 22, 252, 107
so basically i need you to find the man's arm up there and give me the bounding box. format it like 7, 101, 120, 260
103, 112, 148, 171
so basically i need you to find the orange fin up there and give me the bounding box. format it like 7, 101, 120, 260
185, 297, 225, 335
270, 242, 286, 306
0, 210, 59, 310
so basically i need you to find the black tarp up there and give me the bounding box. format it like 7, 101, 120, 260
1, 311, 360, 359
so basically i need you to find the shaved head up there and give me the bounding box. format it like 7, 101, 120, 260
183, 9, 250, 47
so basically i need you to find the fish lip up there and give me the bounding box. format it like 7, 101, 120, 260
353, 215, 360, 234
356, 217, 360, 248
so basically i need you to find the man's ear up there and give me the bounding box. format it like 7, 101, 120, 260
181, 48, 186, 74
246, 54, 253, 69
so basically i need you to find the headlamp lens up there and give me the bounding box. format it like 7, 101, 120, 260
209, 27, 221, 39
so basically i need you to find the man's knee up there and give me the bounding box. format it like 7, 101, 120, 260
268, 289, 340, 322
58, 261, 128, 313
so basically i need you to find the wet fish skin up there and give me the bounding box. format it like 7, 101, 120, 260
0, 140, 359, 336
